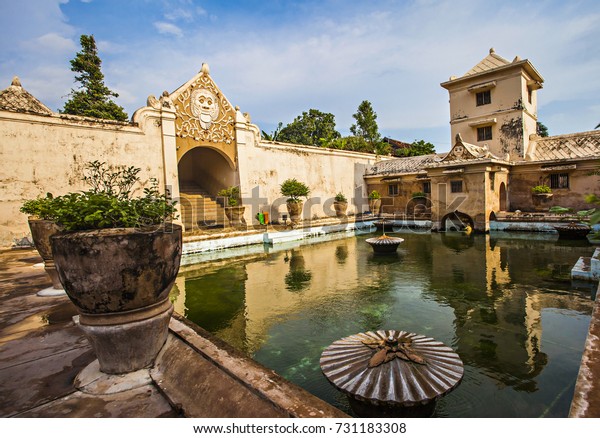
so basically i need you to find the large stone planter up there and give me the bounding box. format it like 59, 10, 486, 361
51, 224, 182, 374
28, 218, 64, 293
333, 201, 348, 218
286, 201, 304, 225
225, 206, 246, 227
369, 199, 382, 216
532, 193, 553, 211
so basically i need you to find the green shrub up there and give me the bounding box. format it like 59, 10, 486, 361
20, 193, 57, 220
531, 184, 552, 194
22, 161, 177, 231
334, 192, 347, 203
217, 186, 241, 207
281, 178, 310, 203
412, 191, 426, 198
368, 190, 381, 200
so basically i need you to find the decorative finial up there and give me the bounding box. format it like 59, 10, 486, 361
455, 133, 463, 143
512, 55, 521, 62
201, 63, 210, 75
449, 75, 457, 80
235, 105, 240, 111
11, 76, 21, 87
489, 47, 495, 54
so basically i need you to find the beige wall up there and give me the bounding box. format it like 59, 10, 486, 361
509, 159, 600, 211
236, 124, 381, 223
0, 108, 170, 248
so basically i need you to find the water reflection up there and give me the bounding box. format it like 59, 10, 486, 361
172, 231, 595, 417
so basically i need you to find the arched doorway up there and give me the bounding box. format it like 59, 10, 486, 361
499, 182, 507, 211
178, 147, 237, 231
440, 211, 474, 231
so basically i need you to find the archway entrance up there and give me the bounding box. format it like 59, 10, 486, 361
499, 182, 507, 211
440, 211, 474, 231
178, 147, 237, 231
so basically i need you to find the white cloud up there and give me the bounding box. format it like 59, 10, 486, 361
153, 21, 184, 37
23, 33, 77, 54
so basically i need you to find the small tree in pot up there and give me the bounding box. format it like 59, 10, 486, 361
368, 190, 382, 216
217, 186, 245, 227
20, 194, 64, 294
281, 178, 310, 225
334, 192, 348, 218
49, 161, 180, 374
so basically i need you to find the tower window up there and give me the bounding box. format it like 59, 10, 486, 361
476, 90, 491, 106
423, 181, 431, 194
477, 126, 493, 141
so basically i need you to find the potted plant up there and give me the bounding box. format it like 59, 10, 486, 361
333, 192, 348, 218
531, 184, 553, 211
368, 190, 382, 216
218, 186, 245, 227
281, 178, 310, 225
49, 161, 181, 374
20, 193, 64, 294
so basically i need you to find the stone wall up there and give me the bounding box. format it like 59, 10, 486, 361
236, 136, 381, 224
0, 107, 169, 248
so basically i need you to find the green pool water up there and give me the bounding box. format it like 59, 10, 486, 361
170, 230, 596, 417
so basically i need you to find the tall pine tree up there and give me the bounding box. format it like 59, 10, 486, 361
62, 35, 128, 121
350, 100, 389, 154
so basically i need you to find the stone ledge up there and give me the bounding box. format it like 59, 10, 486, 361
152, 314, 348, 418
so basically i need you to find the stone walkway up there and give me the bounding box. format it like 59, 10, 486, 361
0, 248, 347, 418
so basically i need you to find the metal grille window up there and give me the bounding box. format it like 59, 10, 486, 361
388, 184, 399, 196
550, 173, 569, 189
423, 181, 431, 194
476, 90, 491, 106
451, 180, 463, 193
477, 126, 492, 141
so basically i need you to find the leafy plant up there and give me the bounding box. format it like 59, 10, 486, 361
28, 162, 177, 231
412, 191, 426, 198
217, 186, 241, 207
280, 179, 310, 203
334, 192, 347, 203
20, 193, 58, 220
531, 184, 552, 194
368, 190, 381, 200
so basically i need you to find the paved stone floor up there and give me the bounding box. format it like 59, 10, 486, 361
0, 248, 178, 417
0, 247, 346, 418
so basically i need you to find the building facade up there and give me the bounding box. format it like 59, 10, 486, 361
366, 49, 600, 232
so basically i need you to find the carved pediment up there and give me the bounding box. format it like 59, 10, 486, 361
172, 64, 235, 145
442, 133, 497, 162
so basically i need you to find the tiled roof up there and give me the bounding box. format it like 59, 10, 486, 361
0, 77, 53, 116
464, 48, 511, 77
366, 154, 444, 176
529, 130, 600, 162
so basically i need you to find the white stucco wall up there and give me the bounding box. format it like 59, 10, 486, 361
0, 108, 167, 248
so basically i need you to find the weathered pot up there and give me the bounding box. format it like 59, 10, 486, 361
51, 224, 182, 374
28, 217, 63, 290
532, 193, 553, 211
286, 201, 304, 225
225, 206, 246, 227
369, 199, 382, 216
333, 201, 348, 218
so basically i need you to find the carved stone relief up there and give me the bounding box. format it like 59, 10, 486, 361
174, 73, 235, 144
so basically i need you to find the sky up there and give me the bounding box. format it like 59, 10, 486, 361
0, 0, 598, 152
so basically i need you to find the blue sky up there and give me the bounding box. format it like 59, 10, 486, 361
1, 0, 598, 152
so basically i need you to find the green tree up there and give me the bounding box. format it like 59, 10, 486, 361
278, 109, 340, 146
62, 35, 128, 121
261, 122, 283, 141
536, 121, 549, 137
350, 100, 382, 151
393, 139, 436, 157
